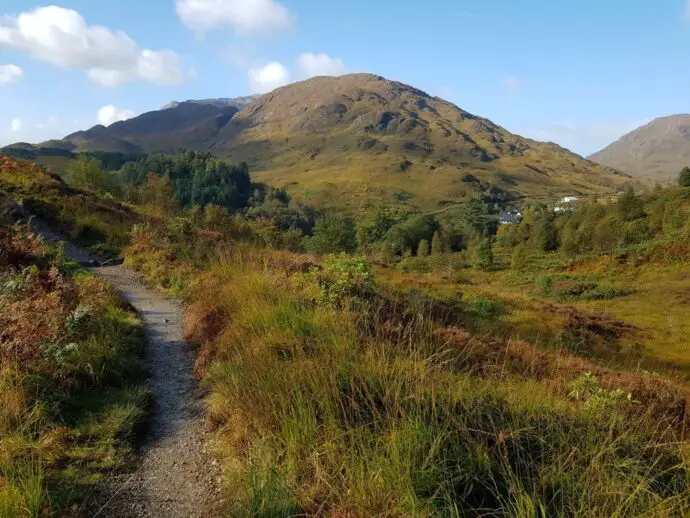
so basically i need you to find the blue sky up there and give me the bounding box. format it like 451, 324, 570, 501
1, 0, 688, 155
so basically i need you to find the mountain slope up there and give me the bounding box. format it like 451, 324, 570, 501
3, 101, 239, 156
589, 115, 690, 180
210, 73, 627, 209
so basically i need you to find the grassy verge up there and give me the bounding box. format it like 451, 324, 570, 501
0, 219, 150, 517
124, 223, 690, 516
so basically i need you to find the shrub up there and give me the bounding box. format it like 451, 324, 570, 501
431, 231, 446, 255
417, 239, 430, 257
397, 256, 432, 273
536, 276, 553, 294
310, 256, 372, 307
67, 156, 122, 198
617, 185, 646, 221
469, 298, 503, 317
568, 372, 637, 410
510, 244, 529, 270
679, 166, 690, 187
469, 238, 493, 270
306, 213, 357, 254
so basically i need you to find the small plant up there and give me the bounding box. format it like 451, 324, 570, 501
469, 298, 503, 317
567, 372, 599, 401
550, 330, 586, 354
0, 265, 39, 298
536, 276, 552, 294
66, 305, 91, 334
310, 256, 372, 307
568, 372, 638, 409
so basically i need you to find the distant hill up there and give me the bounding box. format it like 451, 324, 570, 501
4, 74, 628, 211
589, 115, 690, 180
3, 100, 242, 156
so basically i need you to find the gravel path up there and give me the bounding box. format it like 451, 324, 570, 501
33, 222, 221, 517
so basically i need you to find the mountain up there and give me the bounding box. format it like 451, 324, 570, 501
4, 74, 628, 210
207, 74, 627, 209
589, 115, 690, 180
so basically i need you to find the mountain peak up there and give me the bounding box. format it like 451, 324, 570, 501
589, 115, 690, 179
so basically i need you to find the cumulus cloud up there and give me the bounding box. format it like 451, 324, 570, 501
518, 120, 645, 156
297, 53, 346, 78
97, 105, 136, 126
248, 61, 290, 93
0, 64, 23, 85
176, 0, 292, 35
10, 118, 22, 133
0, 6, 185, 87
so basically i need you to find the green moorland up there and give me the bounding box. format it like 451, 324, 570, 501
3, 154, 690, 516
0, 209, 149, 513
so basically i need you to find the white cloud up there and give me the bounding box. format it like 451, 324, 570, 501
97, 105, 136, 126
10, 118, 22, 133
0, 6, 185, 87
519, 120, 646, 156
248, 61, 290, 93
0, 64, 23, 85
685, 0, 690, 19
297, 52, 346, 78
176, 0, 292, 35
502, 76, 530, 92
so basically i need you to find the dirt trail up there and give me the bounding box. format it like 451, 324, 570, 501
33, 223, 221, 517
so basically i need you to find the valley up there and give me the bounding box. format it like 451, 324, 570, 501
2, 146, 690, 515
3, 1, 690, 516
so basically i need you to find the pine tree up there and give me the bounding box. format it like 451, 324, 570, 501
417, 239, 430, 256
431, 231, 446, 255
679, 167, 690, 188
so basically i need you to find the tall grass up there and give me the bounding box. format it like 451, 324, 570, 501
186, 247, 690, 517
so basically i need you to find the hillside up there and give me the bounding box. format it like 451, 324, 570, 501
5, 74, 628, 211
211, 74, 628, 209
589, 115, 690, 180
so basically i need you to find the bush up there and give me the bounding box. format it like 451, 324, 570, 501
306, 214, 357, 254
679, 166, 690, 187
469, 238, 493, 270
510, 244, 529, 270
310, 256, 372, 307
469, 298, 503, 317
568, 372, 637, 410
67, 156, 122, 198
617, 185, 645, 221
536, 276, 553, 294
397, 256, 432, 273
417, 239, 430, 257
431, 231, 447, 255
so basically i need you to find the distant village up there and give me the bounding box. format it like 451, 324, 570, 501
499, 195, 581, 225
